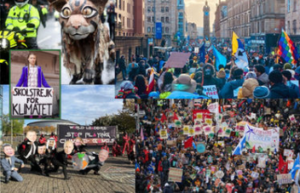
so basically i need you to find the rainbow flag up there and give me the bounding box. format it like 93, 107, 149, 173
278, 30, 299, 65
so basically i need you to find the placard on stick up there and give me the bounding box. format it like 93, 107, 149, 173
11, 87, 53, 116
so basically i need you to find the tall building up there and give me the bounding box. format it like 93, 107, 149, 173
177, 0, 187, 43
203, 1, 210, 40
250, 0, 285, 53
187, 23, 198, 40
115, 0, 147, 63
285, 0, 300, 52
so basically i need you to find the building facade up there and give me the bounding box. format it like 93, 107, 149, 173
203, 1, 210, 40
187, 22, 198, 40
285, 0, 300, 54
250, 0, 285, 53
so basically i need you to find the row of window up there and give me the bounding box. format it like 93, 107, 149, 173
287, 20, 298, 35
116, 0, 133, 14
147, 16, 170, 23
147, 7, 169, 12
287, 0, 298, 13
147, 26, 170, 33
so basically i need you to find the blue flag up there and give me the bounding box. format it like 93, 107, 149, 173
233, 135, 247, 155
289, 154, 300, 179
212, 46, 227, 71
199, 44, 205, 63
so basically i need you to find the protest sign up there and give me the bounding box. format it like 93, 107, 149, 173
202, 85, 219, 99
174, 120, 182, 127
183, 125, 190, 135
11, 87, 53, 116
206, 169, 211, 177
196, 143, 206, 153
167, 140, 176, 147
203, 125, 213, 135
246, 188, 253, 193
251, 171, 259, 179
244, 125, 279, 151
289, 115, 297, 123
188, 126, 195, 136
205, 118, 213, 126
57, 125, 117, 147
194, 119, 203, 125
257, 154, 268, 168
169, 168, 183, 182
72, 153, 89, 170
284, 149, 294, 157
194, 125, 202, 135
160, 129, 168, 139
196, 113, 203, 120
287, 159, 294, 170
277, 174, 292, 185
208, 102, 219, 114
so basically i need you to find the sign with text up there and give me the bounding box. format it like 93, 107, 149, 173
57, 125, 117, 147
169, 168, 183, 182
11, 87, 53, 116
202, 85, 218, 99
277, 174, 292, 185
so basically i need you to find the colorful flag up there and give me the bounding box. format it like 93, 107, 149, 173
233, 135, 247, 155
232, 32, 248, 70
289, 154, 300, 179
213, 46, 227, 71
173, 112, 179, 120
161, 113, 167, 123
278, 29, 299, 65
278, 154, 288, 174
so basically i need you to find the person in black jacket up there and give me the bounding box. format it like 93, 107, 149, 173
118, 55, 127, 80
46, 141, 74, 180
268, 70, 298, 99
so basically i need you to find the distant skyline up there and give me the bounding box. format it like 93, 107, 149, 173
185, 0, 218, 30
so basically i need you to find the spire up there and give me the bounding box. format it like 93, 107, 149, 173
206, 0, 208, 6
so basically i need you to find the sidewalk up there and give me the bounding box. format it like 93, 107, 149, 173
0, 155, 135, 193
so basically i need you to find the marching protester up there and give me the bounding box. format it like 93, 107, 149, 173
135, 99, 300, 192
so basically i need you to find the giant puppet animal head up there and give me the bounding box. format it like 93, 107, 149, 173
48, 0, 115, 84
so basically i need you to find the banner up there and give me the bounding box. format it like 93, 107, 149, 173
277, 174, 292, 184
192, 109, 210, 121
202, 85, 219, 99
244, 125, 279, 151
11, 87, 53, 116
188, 126, 195, 136
169, 168, 183, 182
194, 119, 202, 125
57, 125, 117, 147
160, 129, 168, 139
194, 125, 202, 135
284, 149, 294, 157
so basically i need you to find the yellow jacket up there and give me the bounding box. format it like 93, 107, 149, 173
5, 4, 40, 38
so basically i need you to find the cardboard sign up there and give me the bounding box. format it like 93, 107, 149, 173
72, 153, 89, 170
196, 113, 203, 120
160, 129, 168, 139
169, 168, 183, 182
251, 171, 259, 179
11, 87, 53, 116
205, 118, 213, 125
167, 140, 176, 146
99, 149, 109, 162
289, 115, 297, 123
284, 149, 294, 157
208, 102, 219, 114
202, 85, 219, 99
203, 125, 213, 135
277, 174, 292, 184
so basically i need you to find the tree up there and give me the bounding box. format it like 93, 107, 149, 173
2, 114, 24, 136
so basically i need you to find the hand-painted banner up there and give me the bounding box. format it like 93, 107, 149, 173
57, 125, 117, 147
169, 168, 183, 182
277, 174, 292, 184
202, 85, 219, 99
194, 119, 202, 125
11, 87, 53, 116
244, 125, 279, 151
188, 126, 195, 136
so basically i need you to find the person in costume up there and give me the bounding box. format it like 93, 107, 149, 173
112, 141, 121, 157
1, 144, 24, 183
122, 132, 130, 155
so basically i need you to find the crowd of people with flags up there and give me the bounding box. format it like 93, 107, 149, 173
116, 30, 300, 100
135, 99, 300, 192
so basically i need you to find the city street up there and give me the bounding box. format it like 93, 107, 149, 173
0, 155, 135, 193
37, 16, 61, 50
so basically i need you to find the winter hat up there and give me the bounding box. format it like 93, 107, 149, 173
242, 78, 259, 98
172, 74, 197, 93
281, 70, 292, 80
217, 69, 226, 79
283, 63, 292, 70
245, 71, 257, 79
253, 86, 270, 99
120, 81, 134, 91
269, 70, 283, 84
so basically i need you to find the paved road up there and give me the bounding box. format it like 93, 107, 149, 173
0, 155, 135, 193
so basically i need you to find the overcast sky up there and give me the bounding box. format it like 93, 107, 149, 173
2, 85, 123, 126
185, 0, 218, 29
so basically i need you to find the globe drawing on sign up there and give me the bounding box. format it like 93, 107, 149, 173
225, 128, 231, 135
175, 120, 181, 127
208, 133, 214, 138
72, 153, 89, 170
196, 143, 206, 153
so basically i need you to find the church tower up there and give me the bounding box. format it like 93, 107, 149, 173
203, 0, 210, 40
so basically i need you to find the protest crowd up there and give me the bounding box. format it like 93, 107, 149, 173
116, 31, 300, 100
135, 99, 300, 193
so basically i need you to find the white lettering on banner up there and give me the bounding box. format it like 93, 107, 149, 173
12, 87, 53, 116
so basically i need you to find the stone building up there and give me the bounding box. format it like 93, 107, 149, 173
203, 1, 211, 40
187, 22, 198, 40
285, 0, 300, 53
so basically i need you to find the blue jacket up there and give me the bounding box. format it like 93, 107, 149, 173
1, 156, 24, 172
219, 79, 244, 99
16, 66, 50, 87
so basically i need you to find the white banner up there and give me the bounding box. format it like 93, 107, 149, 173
12, 87, 53, 116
